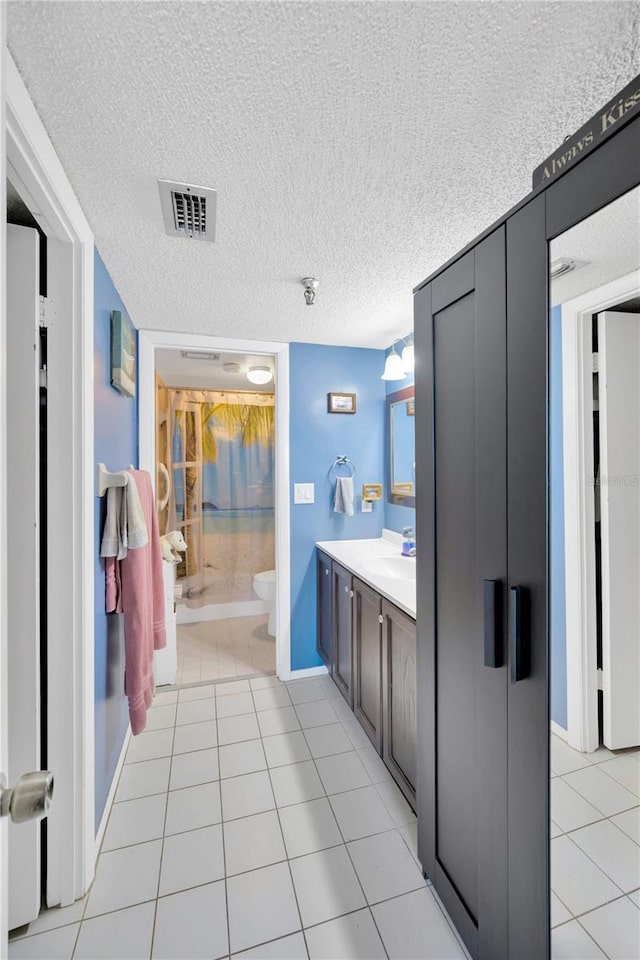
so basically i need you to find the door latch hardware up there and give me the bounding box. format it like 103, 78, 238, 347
0, 771, 54, 823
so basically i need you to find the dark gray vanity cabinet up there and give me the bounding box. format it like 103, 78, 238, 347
316, 551, 333, 668
352, 578, 383, 751
317, 551, 354, 707
317, 552, 417, 809
382, 600, 417, 807
332, 561, 353, 706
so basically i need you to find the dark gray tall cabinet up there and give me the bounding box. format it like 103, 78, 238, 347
413, 104, 640, 960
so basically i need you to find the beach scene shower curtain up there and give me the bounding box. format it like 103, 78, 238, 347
164, 389, 275, 605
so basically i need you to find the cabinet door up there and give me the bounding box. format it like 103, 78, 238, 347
382, 600, 416, 809
332, 562, 353, 706
414, 225, 508, 958
506, 195, 548, 960
352, 579, 382, 751
316, 551, 333, 668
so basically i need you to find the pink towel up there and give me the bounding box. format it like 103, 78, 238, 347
106, 470, 166, 734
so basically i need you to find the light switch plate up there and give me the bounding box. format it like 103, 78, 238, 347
294, 482, 315, 504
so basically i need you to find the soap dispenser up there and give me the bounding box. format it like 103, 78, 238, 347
402, 527, 416, 557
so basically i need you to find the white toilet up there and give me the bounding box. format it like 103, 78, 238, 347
253, 569, 276, 637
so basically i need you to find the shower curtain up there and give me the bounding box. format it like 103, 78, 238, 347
161, 389, 275, 605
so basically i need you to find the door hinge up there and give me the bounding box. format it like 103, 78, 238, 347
39, 366, 48, 389
39, 296, 47, 328
592, 352, 599, 373
596, 667, 604, 691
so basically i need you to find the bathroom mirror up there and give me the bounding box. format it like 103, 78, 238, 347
387, 385, 415, 507
548, 185, 640, 959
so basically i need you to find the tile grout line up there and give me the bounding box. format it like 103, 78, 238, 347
555, 826, 632, 900
147, 705, 179, 960
294, 686, 404, 960
247, 683, 308, 959
212, 692, 233, 960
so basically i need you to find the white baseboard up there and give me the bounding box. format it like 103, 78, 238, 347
551, 720, 569, 743
95, 724, 131, 856
176, 598, 267, 625
289, 665, 329, 680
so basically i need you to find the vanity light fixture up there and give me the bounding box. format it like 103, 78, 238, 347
401, 337, 414, 373
246, 365, 273, 385
381, 341, 407, 381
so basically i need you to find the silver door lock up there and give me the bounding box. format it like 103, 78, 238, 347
0, 771, 54, 823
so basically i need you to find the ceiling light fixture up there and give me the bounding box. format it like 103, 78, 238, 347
246, 365, 273, 385
301, 277, 319, 306
381, 341, 407, 381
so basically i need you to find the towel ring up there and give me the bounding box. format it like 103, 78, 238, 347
332, 456, 356, 479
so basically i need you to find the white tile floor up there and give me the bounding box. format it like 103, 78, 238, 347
176, 614, 275, 686
10, 675, 468, 960
550, 734, 640, 959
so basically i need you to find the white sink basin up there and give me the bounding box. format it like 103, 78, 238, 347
361, 556, 416, 581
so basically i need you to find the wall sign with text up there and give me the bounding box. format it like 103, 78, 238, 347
532, 74, 640, 190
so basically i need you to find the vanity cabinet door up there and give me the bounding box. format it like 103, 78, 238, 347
382, 600, 417, 809
352, 578, 382, 751
332, 562, 353, 706
316, 551, 333, 668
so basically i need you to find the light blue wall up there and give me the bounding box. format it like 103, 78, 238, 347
550, 306, 567, 729
289, 343, 385, 670
383, 339, 416, 533
94, 250, 138, 830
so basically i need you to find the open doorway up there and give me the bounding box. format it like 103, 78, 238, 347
154, 348, 277, 686
138, 331, 292, 685
549, 187, 640, 958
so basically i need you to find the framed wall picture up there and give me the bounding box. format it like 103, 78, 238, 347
407, 399, 415, 416
111, 309, 136, 397
328, 392, 356, 414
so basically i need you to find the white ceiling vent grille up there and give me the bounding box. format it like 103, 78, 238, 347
550, 257, 588, 280
158, 179, 217, 242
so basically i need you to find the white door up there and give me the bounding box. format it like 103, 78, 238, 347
598, 310, 640, 749
6, 224, 42, 928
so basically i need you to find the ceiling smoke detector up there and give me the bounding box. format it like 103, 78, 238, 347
223, 362, 241, 373
301, 277, 319, 306
158, 179, 217, 242
181, 351, 220, 361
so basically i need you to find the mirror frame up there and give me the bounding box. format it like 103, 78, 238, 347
386, 384, 415, 508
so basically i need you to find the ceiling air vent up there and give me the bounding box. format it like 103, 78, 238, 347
181, 351, 220, 361
158, 179, 217, 242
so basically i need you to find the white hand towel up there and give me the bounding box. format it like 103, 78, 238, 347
100, 472, 148, 559
124, 470, 149, 550
334, 477, 354, 516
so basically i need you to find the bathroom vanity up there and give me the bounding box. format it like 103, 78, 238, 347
315, 532, 417, 809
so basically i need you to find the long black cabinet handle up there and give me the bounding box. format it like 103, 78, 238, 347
509, 586, 526, 683
483, 580, 501, 668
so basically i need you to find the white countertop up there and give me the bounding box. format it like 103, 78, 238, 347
316, 530, 416, 619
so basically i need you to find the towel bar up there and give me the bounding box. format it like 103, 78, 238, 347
332, 456, 356, 479
97, 462, 135, 497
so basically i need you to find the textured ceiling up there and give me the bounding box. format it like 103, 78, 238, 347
551, 187, 640, 306
155, 348, 275, 391
7, 1, 640, 347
